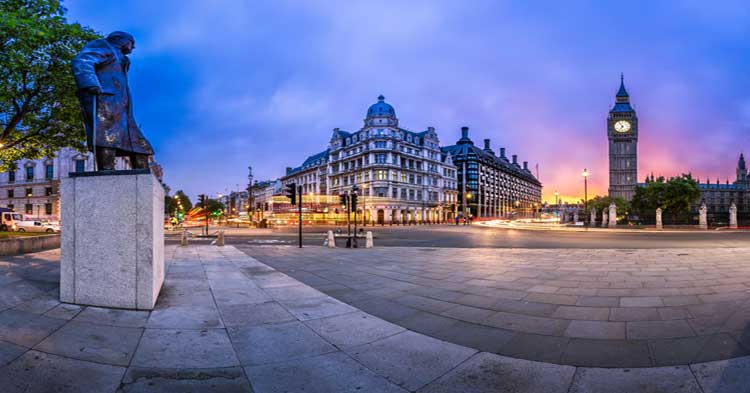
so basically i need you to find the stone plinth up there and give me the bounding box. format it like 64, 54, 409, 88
730, 203, 738, 229
602, 211, 608, 228
60, 169, 164, 310
699, 203, 708, 230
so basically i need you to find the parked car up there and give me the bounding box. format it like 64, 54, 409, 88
16, 221, 59, 233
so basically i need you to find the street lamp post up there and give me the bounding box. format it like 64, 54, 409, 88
554, 191, 559, 221
582, 169, 589, 225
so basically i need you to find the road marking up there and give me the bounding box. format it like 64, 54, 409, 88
247, 239, 291, 244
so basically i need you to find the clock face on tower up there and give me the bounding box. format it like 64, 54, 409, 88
614, 120, 631, 133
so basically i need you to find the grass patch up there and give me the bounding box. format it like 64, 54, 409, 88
0, 231, 54, 239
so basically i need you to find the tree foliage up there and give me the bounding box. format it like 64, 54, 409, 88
164, 195, 177, 216
0, 0, 100, 169
587, 195, 630, 217
632, 174, 701, 223
173, 190, 192, 212
206, 199, 224, 215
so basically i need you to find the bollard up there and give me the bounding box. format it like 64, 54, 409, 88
327, 230, 336, 248
216, 230, 225, 246
366, 231, 373, 248
180, 230, 188, 246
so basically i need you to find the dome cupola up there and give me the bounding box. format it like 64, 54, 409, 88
365, 95, 398, 127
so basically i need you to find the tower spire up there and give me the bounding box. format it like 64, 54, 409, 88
616, 73, 629, 98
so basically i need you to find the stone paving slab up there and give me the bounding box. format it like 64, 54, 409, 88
569, 366, 703, 393
34, 320, 142, 366
346, 330, 477, 391
418, 352, 576, 393
2, 245, 750, 392
228, 320, 337, 366
245, 352, 407, 393
119, 367, 253, 393
0, 350, 125, 393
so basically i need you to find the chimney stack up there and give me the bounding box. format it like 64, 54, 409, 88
499, 147, 506, 158
427, 126, 435, 132
483, 139, 491, 150
461, 126, 469, 139
523, 161, 528, 170
512, 155, 518, 165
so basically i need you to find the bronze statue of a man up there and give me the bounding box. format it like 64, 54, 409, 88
72, 31, 154, 170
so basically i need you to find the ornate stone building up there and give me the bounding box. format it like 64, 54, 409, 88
608, 75, 639, 201
0, 148, 97, 222
692, 154, 750, 224
442, 127, 542, 218
281, 95, 458, 224
248, 179, 281, 220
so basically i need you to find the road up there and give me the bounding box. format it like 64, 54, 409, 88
170, 224, 750, 248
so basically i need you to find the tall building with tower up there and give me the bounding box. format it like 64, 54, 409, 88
608, 75, 639, 201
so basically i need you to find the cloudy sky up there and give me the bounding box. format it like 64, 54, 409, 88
65, 0, 750, 202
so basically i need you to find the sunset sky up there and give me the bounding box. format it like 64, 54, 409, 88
65, 0, 750, 202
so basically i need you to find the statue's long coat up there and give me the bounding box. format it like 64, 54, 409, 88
72, 39, 153, 156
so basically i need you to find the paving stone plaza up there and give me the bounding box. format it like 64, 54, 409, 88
0, 244, 749, 392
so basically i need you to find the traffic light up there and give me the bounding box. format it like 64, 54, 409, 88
350, 193, 358, 210
286, 183, 297, 205
339, 194, 348, 207
198, 194, 207, 206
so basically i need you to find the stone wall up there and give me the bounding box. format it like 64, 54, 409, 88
0, 234, 60, 255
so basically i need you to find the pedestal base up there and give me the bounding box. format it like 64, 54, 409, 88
60, 170, 164, 310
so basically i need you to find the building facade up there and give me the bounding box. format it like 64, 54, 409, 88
248, 179, 281, 221
692, 154, 750, 224
608, 75, 639, 201
0, 148, 97, 222
442, 127, 542, 219
281, 95, 458, 224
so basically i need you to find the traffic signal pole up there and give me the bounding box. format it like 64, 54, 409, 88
285, 183, 301, 248
297, 185, 302, 248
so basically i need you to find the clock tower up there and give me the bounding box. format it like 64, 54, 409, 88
607, 74, 638, 201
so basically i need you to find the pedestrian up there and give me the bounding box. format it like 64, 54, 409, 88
455, 216, 459, 226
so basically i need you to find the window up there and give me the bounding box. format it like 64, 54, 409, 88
392, 188, 398, 198
7, 190, 13, 198
375, 154, 387, 164
25, 203, 32, 214
25, 188, 32, 197
26, 166, 34, 181
45, 203, 52, 215
375, 141, 386, 149
45, 165, 54, 179
45, 187, 53, 196
8, 170, 15, 182
75, 160, 85, 173
375, 170, 387, 180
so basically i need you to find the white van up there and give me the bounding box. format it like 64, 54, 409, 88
0, 211, 24, 232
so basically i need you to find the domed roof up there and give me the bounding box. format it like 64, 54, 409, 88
366, 95, 396, 118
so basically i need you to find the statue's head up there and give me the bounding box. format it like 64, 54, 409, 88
106, 31, 135, 55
